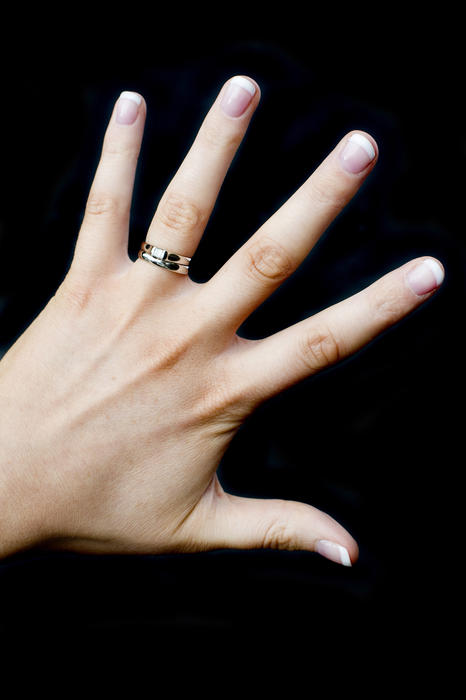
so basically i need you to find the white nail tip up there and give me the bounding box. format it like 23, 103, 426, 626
119, 91, 142, 105
230, 76, 256, 96
423, 259, 444, 286
338, 545, 352, 567
316, 539, 352, 567
348, 133, 376, 160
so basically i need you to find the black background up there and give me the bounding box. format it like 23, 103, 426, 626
0, 18, 464, 679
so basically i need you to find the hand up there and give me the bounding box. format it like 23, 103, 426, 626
0, 76, 444, 565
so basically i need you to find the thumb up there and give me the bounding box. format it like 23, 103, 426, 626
197, 491, 358, 567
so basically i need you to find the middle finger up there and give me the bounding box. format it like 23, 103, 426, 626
204, 131, 377, 329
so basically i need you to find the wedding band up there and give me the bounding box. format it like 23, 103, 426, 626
138, 241, 191, 274
140, 241, 191, 266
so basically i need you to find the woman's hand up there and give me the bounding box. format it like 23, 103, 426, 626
0, 77, 443, 565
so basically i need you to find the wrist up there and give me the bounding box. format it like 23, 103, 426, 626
0, 451, 45, 559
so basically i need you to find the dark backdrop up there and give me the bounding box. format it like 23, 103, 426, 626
0, 25, 463, 676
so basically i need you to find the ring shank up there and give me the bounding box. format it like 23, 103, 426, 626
138, 249, 190, 274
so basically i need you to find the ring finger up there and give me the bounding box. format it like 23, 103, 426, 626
136, 75, 260, 285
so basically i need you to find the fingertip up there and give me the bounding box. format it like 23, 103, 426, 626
406, 257, 445, 296
239, 75, 261, 101
350, 539, 359, 565
355, 130, 378, 159
115, 90, 146, 126
220, 75, 261, 118
313, 513, 359, 567
119, 90, 143, 105
339, 130, 378, 174
425, 257, 445, 285
226, 74, 260, 95
315, 538, 358, 567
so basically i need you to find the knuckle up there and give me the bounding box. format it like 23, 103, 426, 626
200, 121, 240, 151
246, 238, 294, 284
150, 337, 192, 372
187, 363, 245, 433
262, 504, 297, 550
56, 277, 95, 313
192, 382, 243, 430
102, 137, 139, 162
306, 174, 348, 212
371, 288, 405, 326
155, 191, 203, 238
85, 191, 122, 219
298, 323, 341, 372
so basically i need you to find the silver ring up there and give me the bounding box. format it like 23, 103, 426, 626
140, 241, 191, 266
138, 241, 191, 275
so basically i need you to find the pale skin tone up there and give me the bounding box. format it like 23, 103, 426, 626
0, 76, 444, 565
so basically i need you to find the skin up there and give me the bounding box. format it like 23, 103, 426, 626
0, 76, 443, 563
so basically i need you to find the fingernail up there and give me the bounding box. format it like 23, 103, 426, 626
316, 540, 352, 567
116, 91, 142, 125
406, 258, 444, 296
339, 133, 376, 174
221, 76, 256, 118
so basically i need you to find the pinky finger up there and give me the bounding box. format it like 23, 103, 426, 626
235, 257, 444, 404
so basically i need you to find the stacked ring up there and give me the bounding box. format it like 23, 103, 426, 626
138, 241, 191, 275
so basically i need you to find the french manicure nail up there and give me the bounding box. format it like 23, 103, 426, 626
406, 258, 444, 296
221, 76, 256, 118
316, 539, 352, 567
116, 91, 142, 125
340, 133, 376, 174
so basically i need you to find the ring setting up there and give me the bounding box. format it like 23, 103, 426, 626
138, 241, 191, 274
